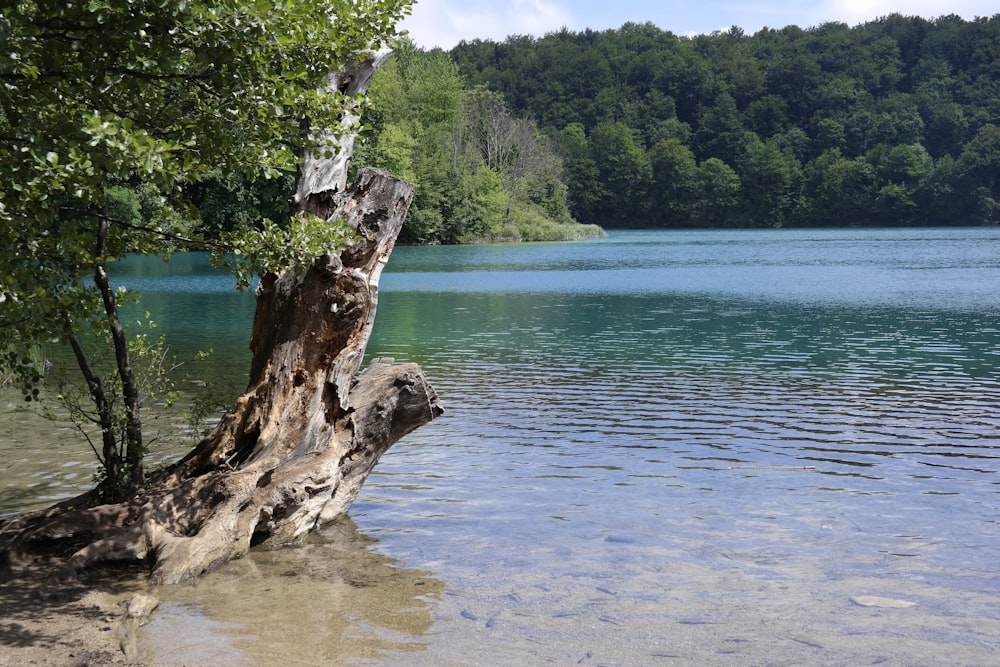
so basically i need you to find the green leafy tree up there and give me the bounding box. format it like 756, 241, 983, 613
358, 46, 592, 243
736, 136, 803, 227
745, 95, 790, 138
587, 122, 651, 226
648, 139, 699, 227
364, 48, 466, 242
868, 142, 935, 224
449, 167, 509, 242
693, 158, 741, 227
694, 90, 751, 166
0, 0, 410, 500
959, 124, 1000, 222
802, 149, 877, 225
557, 123, 603, 221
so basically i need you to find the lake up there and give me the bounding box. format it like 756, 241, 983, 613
2, 227, 999, 665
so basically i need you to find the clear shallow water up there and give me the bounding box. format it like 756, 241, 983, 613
3, 228, 1000, 665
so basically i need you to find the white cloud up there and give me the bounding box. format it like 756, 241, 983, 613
400, 0, 575, 49
399, 0, 1000, 49
819, 0, 998, 26
509, 0, 575, 34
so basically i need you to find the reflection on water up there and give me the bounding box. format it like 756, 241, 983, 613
137, 518, 443, 666
2, 228, 1000, 664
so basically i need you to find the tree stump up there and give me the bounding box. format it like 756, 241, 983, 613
0, 50, 441, 584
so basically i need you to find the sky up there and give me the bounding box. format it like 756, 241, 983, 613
399, 0, 998, 50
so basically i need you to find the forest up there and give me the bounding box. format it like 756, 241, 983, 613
444, 14, 999, 230
350, 13, 999, 235
191, 14, 1000, 241
95, 14, 1000, 243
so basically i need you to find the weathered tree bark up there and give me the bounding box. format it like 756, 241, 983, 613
0, 49, 441, 584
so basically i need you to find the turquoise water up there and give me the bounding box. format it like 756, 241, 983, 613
3, 228, 1000, 664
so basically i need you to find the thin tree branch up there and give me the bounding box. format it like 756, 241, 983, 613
56, 204, 233, 252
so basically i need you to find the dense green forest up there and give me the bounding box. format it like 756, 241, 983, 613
198, 13, 1000, 240
440, 14, 1000, 229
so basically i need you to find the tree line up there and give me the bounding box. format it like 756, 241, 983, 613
186, 13, 1000, 241
446, 14, 1000, 228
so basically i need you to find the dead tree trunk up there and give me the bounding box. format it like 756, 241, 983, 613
0, 50, 441, 584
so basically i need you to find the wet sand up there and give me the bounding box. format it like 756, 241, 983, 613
0, 576, 126, 666
0, 569, 175, 667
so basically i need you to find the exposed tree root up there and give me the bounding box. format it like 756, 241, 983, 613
1, 165, 441, 584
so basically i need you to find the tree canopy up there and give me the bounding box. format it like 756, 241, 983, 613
352, 45, 604, 244
449, 15, 1000, 228
0, 0, 411, 498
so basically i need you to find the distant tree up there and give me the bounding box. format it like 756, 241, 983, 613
736, 137, 802, 227
694, 158, 741, 227
803, 149, 876, 225
557, 123, 603, 222
358, 47, 590, 243
694, 91, 751, 166
868, 143, 935, 224
959, 124, 1000, 222
588, 122, 651, 226
648, 139, 699, 227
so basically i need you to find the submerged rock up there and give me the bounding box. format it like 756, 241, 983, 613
118, 592, 160, 660
851, 595, 917, 608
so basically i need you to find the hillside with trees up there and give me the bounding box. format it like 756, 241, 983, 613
446, 14, 1000, 228
351, 46, 605, 243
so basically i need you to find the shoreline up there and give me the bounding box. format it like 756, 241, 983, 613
0, 571, 164, 667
